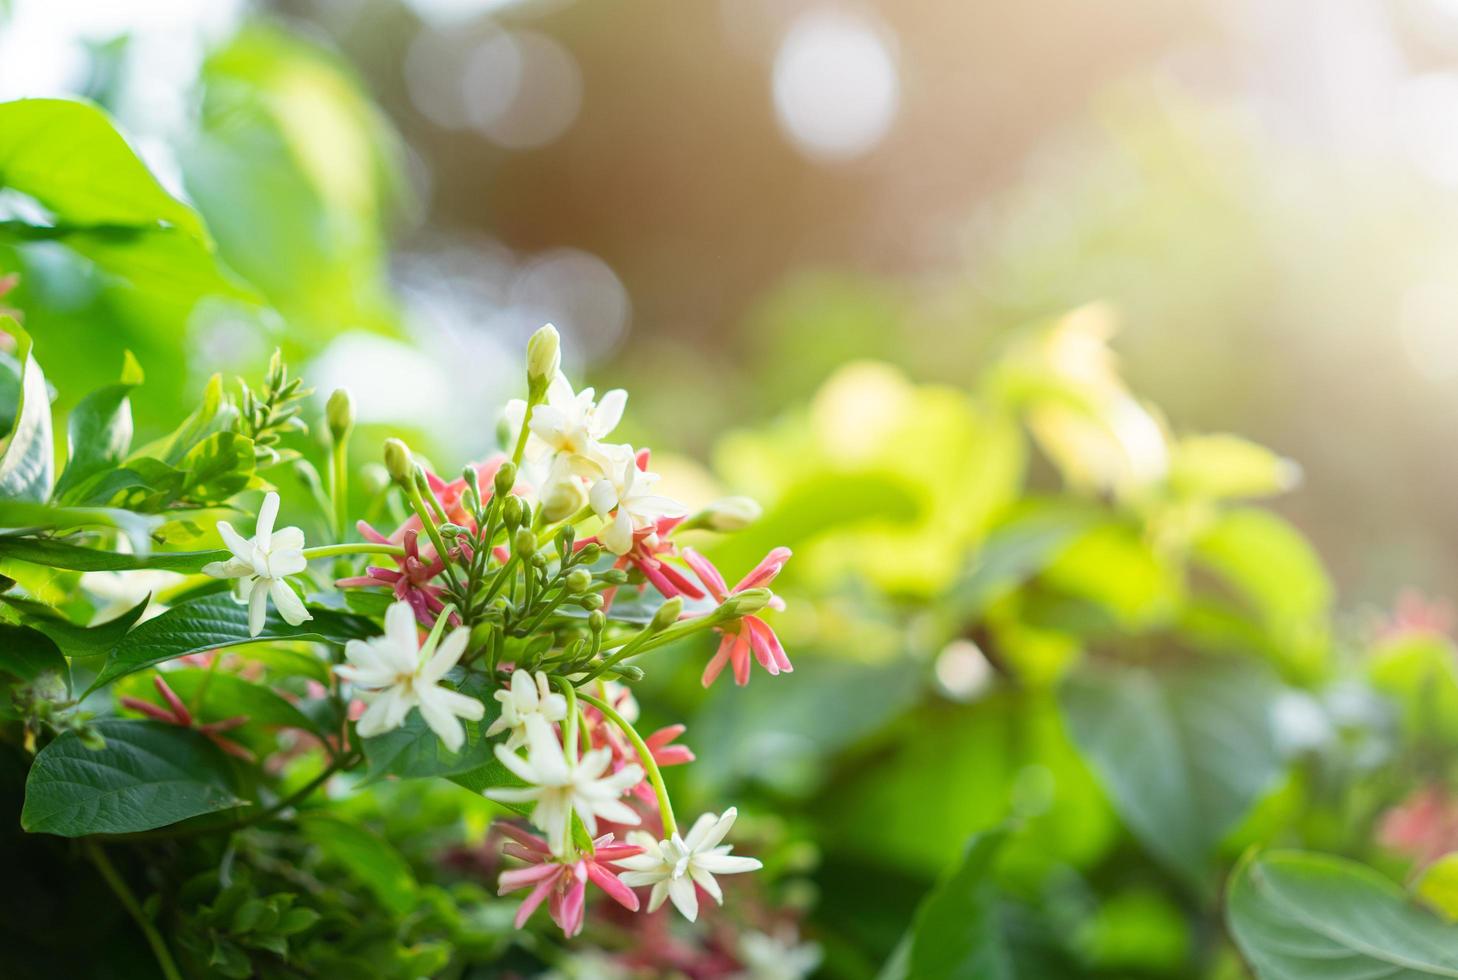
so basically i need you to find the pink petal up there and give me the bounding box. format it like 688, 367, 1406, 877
733, 546, 792, 593
731, 628, 753, 686
701, 632, 736, 687
497, 823, 552, 853
586, 862, 640, 911
153, 676, 192, 727
120, 697, 180, 724
656, 561, 705, 600
551, 873, 587, 937
500, 862, 560, 895
681, 548, 729, 602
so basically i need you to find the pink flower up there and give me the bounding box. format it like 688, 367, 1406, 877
1379, 589, 1456, 643
682, 547, 792, 687
585, 684, 695, 804
1378, 784, 1458, 865
120, 675, 255, 761
336, 525, 451, 627
496, 823, 641, 937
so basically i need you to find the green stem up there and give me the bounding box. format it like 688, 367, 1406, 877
330, 439, 349, 542
578, 692, 676, 837
85, 841, 184, 980
407, 479, 463, 592
302, 542, 406, 560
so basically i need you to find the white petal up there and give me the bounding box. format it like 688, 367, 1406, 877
425, 685, 485, 721
269, 526, 305, 553
647, 880, 670, 913
688, 863, 723, 904
667, 876, 699, 921
523, 715, 570, 784
418, 692, 466, 752
383, 601, 420, 654
592, 389, 627, 436
683, 811, 721, 852
270, 578, 311, 626
255, 491, 280, 542
420, 628, 469, 683
693, 852, 762, 875
248, 581, 269, 636
602, 511, 634, 555
618, 870, 668, 887
216, 521, 254, 563
588, 478, 618, 518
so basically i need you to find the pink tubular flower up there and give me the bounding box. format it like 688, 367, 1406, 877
585, 684, 695, 804
1379, 589, 1456, 643
336, 525, 451, 627
1378, 784, 1458, 865
496, 823, 641, 937
682, 547, 792, 687
121, 675, 255, 761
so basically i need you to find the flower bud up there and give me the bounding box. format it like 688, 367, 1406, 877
600, 568, 629, 585
502, 494, 524, 529
687, 496, 762, 533
577, 592, 604, 611
727, 587, 772, 616
541, 477, 587, 523
513, 526, 537, 558
383, 438, 414, 485
493, 461, 517, 498
606, 664, 644, 682
576, 543, 601, 565
588, 610, 606, 632
650, 597, 684, 632
439, 523, 468, 539
557, 524, 576, 553
565, 567, 593, 593
326, 388, 354, 444
527, 323, 561, 389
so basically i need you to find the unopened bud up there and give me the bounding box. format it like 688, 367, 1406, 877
513, 526, 536, 557
606, 664, 644, 682
565, 567, 593, 593
578, 592, 604, 611
576, 543, 601, 565
588, 610, 606, 632
727, 587, 772, 616
557, 524, 576, 553
687, 496, 762, 533
383, 438, 414, 485
527, 323, 561, 388
439, 523, 468, 539
493, 461, 517, 498
600, 568, 629, 585
502, 495, 524, 529
651, 597, 684, 632
326, 388, 354, 443
541, 477, 587, 523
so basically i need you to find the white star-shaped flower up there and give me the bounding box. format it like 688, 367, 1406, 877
202, 491, 311, 636
505, 372, 626, 472
334, 600, 485, 752
588, 447, 686, 555
617, 807, 762, 921
487, 714, 643, 856
485, 668, 569, 751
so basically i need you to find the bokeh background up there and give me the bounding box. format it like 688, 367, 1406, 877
10, 0, 1458, 604
8, 2, 1458, 976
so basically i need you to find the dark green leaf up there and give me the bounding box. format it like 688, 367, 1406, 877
16, 596, 150, 662
906, 829, 1013, 980
0, 535, 226, 572
1061, 661, 1285, 891
0, 500, 164, 556
299, 815, 417, 915
363, 706, 495, 783
53, 352, 143, 502
0, 622, 67, 690
87, 593, 378, 693
21, 719, 245, 836
1227, 849, 1458, 979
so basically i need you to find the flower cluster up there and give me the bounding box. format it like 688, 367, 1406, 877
204, 324, 791, 938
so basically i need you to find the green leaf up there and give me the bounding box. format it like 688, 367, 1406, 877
117, 669, 317, 732
1193, 508, 1331, 681
299, 815, 417, 916
0, 500, 164, 556
1060, 661, 1285, 890
1168, 434, 1298, 501
15, 596, 150, 662
0, 99, 206, 240
87, 594, 378, 694
0, 317, 53, 502
53, 352, 143, 502
1417, 854, 1458, 922
0, 622, 67, 690
1227, 849, 1458, 979
21, 719, 245, 836
0, 535, 225, 572
363, 703, 495, 783
906, 829, 1013, 979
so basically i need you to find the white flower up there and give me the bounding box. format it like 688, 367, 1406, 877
334, 600, 485, 752
487, 714, 643, 855
484, 669, 569, 751
617, 807, 762, 921
588, 447, 687, 555
505, 373, 626, 472
203, 491, 311, 636
734, 930, 822, 980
